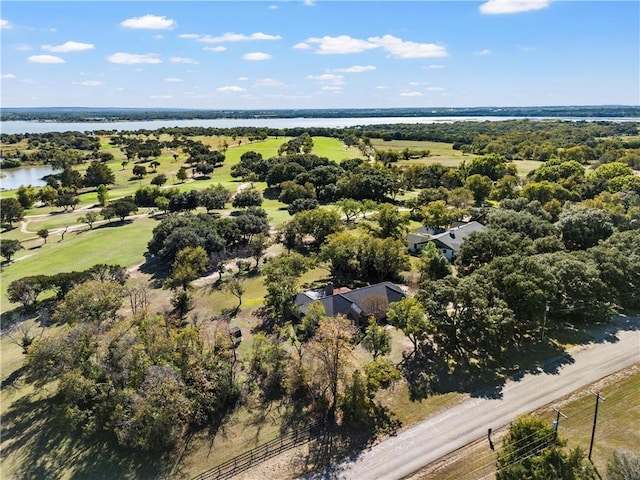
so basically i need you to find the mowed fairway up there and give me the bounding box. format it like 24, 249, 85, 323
1, 216, 158, 310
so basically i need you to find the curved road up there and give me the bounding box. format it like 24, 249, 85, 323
312, 317, 640, 480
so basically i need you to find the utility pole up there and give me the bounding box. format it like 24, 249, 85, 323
588, 391, 606, 461
541, 301, 550, 341
552, 407, 568, 444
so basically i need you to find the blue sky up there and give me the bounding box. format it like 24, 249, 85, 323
1, 1, 638, 109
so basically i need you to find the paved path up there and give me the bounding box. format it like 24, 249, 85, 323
311, 317, 640, 480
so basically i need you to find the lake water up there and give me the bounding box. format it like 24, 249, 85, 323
1, 165, 61, 190
2, 116, 638, 135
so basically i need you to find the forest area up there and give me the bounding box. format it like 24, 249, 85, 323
1, 119, 639, 479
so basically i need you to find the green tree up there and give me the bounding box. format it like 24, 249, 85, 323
176, 166, 189, 183
557, 207, 614, 250
132, 165, 147, 179
232, 188, 263, 208
606, 449, 640, 480
387, 297, 430, 357
37, 228, 49, 244
199, 184, 231, 211
496, 414, 595, 480
465, 174, 494, 205
0, 239, 23, 262
77, 211, 99, 230
361, 317, 391, 359
154, 196, 170, 214
165, 246, 209, 290
16, 185, 37, 208
370, 203, 410, 239
0, 198, 25, 226
84, 161, 115, 187
150, 173, 167, 186
96, 184, 109, 207
52, 280, 125, 324
112, 198, 138, 221
38, 185, 59, 206
7, 276, 48, 311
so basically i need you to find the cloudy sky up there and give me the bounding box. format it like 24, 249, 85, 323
1, 1, 638, 109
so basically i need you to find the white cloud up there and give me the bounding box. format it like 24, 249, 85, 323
321, 86, 342, 91
121, 14, 176, 30
14, 44, 33, 51
1, 73, 17, 79
199, 32, 281, 43
400, 91, 424, 97
476, 49, 492, 55
28, 55, 65, 64
154, 34, 164, 40
375, 85, 389, 90
107, 52, 162, 64
170, 56, 198, 64
409, 81, 428, 86
268, 4, 279, 9
203, 46, 227, 52
242, 52, 271, 61
304, 0, 316, 5
426, 64, 446, 69
303, 35, 378, 55
79, 80, 104, 86
479, 0, 550, 14
217, 86, 246, 92
178, 34, 200, 39
517, 44, 535, 51
368, 35, 448, 58
332, 65, 376, 73
150, 95, 173, 99
293, 42, 312, 50
1, 19, 12, 29
306, 73, 344, 84
254, 77, 284, 87
238, 76, 249, 81
426, 86, 444, 91
165, 77, 183, 82
42, 41, 94, 53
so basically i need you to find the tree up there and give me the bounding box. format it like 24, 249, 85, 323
7, 276, 48, 311
0, 198, 25, 226
370, 203, 410, 239
291, 208, 344, 250
154, 196, 170, 214
496, 414, 595, 480
361, 317, 391, 360
223, 278, 245, 310
0, 239, 23, 262
557, 207, 614, 250
16, 185, 37, 209
465, 174, 494, 205
52, 280, 125, 324
337, 198, 362, 223
151, 173, 168, 186
249, 233, 269, 269
77, 211, 99, 230
387, 297, 430, 357
176, 166, 189, 183
37, 228, 49, 244
199, 184, 231, 211
606, 449, 640, 480
165, 246, 209, 290
112, 198, 138, 221
38, 185, 59, 206
56, 193, 80, 211
96, 184, 109, 207
133, 165, 148, 179
306, 315, 356, 423
84, 161, 115, 187
232, 188, 263, 208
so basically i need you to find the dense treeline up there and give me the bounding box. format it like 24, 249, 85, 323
2, 105, 639, 121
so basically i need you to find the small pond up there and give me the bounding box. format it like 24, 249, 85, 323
0, 165, 61, 190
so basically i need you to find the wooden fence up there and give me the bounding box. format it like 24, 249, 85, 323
192, 421, 325, 480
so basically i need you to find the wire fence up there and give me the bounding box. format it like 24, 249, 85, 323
192, 420, 326, 480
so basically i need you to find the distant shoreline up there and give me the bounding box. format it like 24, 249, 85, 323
2, 105, 639, 124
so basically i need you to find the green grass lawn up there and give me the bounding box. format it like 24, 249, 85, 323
1, 216, 158, 311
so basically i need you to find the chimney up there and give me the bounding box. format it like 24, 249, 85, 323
324, 283, 334, 296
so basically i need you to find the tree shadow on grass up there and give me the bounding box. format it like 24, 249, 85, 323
1, 391, 187, 480
138, 254, 171, 287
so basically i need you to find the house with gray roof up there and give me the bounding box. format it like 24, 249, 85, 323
407, 221, 487, 260
293, 281, 406, 326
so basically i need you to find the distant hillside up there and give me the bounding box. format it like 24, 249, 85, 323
2, 105, 639, 122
